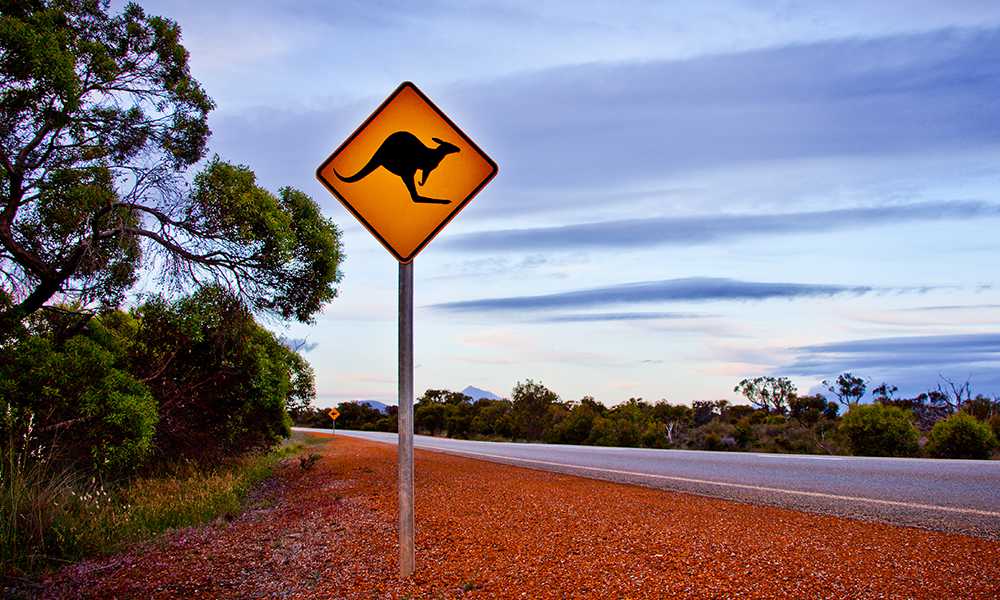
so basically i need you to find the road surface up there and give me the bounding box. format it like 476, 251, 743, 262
294, 428, 1000, 538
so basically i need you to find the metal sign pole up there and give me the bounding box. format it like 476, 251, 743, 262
398, 261, 415, 577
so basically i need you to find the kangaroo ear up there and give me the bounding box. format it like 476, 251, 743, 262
432, 137, 448, 145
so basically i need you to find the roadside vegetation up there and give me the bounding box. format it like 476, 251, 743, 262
1, 430, 302, 580
0, 0, 343, 582
295, 374, 999, 460
0, 289, 332, 579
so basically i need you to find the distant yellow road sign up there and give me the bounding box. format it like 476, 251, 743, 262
316, 81, 498, 262
328, 408, 340, 421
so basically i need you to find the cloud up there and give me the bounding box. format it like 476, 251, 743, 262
781, 333, 1000, 395
788, 333, 1000, 370
432, 277, 875, 312
428, 254, 557, 280
899, 303, 1000, 312
206, 26, 1000, 224
440, 201, 1000, 252
447, 27, 1000, 191
533, 311, 705, 323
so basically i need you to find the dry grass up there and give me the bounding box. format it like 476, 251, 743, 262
1, 435, 305, 582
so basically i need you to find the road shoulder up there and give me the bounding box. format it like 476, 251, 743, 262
41, 434, 1000, 599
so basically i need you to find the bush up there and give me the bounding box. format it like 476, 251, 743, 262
838, 404, 919, 457
751, 421, 824, 454
692, 421, 737, 451
0, 327, 157, 474
925, 413, 997, 459
123, 287, 300, 463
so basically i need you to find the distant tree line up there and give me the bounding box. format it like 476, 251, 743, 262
295, 374, 1000, 460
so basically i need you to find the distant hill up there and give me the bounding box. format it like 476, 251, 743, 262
462, 386, 501, 401
356, 400, 389, 413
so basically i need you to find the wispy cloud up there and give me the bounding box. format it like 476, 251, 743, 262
899, 303, 1000, 312
781, 333, 1000, 395
441, 201, 1000, 252
533, 311, 705, 323
428, 254, 565, 280
788, 333, 1000, 371
210, 26, 1000, 215
432, 277, 876, 312
450, 27, 1000, 191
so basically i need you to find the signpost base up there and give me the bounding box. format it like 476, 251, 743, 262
398, 261, 415, 577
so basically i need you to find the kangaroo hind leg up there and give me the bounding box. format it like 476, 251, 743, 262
405, 173, 450, 204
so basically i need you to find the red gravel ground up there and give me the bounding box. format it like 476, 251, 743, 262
41, 434, 1000, 599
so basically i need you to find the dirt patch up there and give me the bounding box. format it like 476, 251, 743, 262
40, 434, 1000, 599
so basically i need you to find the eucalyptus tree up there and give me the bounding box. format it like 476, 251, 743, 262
0, 1, 342, 330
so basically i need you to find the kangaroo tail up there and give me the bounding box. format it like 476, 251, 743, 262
335, 157, 380, 183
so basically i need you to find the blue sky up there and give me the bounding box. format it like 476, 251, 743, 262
130, 1, 1000, 406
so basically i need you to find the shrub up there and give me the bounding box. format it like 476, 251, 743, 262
753, 421, 824, 454
733, 417, 755, 448
925, 413, 998, 459
123, 287, 300, 463
692, 421, 737, 451
703, 432, 723, 451
838, 404, 919, 457
0, 328, 157, 474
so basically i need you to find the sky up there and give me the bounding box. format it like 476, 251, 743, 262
127, 1, 1000, 407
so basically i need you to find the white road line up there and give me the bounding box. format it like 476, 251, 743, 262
412, 444, 1000, 519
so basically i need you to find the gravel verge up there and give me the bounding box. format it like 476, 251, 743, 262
40, 434, 1000, 599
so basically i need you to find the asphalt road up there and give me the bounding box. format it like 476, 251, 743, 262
294, 427, 1000, 538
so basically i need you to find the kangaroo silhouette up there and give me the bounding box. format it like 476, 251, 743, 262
335, 131, 460, 205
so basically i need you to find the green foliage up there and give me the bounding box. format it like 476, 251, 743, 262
550, 397, 603, 444
0, 322, 157, 474
692, 400, 722, 426
734, 377, 796, 414
510, 380, 560, 441
788, 394, 830, 426
824, 373, 867, 408
733, 417, 755, 449
338, 402, 390, 432
0, 1, 343, 330
470, 399, 513, 438
925, 413, 997, 460
122, 287, 301, 462
838, 404, 919, 457
0, 0, 211, 318
185, 160, 345, 323
294, 380, 995, 461
1, 286, 314, 471
410, 389, 487, 438
414, 390, 448, 436
284, 349, 317, 419
961, 395, 1000, 422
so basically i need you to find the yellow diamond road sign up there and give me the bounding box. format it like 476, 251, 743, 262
316, 82, 498, 262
